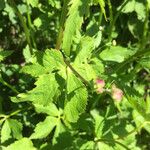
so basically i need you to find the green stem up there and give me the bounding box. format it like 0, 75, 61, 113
8, 0, 33, 54
64, 59, 91, 87
107, 0, 113, 42
108, 0, 130, 42
95, 138, 130, 150
0, 78, 19, 94
55, 0, 91, 87
26, 1, 37, 49
55, 0, 69, 50
140, 1, 149, 49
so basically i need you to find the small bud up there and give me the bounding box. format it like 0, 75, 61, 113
111, 84, 123, 102
99, 26, 104, 31
95, 78, 105, 94
112, 40, 117, 46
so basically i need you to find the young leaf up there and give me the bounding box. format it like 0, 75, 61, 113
1, 119, 22, 143
62, 0, 90, 56
8, 119, 23, 140
30, 116, 58, 139
4, 138, 36, 150
64, 72, 88, 122
1, 120, 11, 143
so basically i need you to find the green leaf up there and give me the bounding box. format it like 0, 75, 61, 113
52, 119, 66, 144
4, 138, 36, 150
0, 50, 13, 62
21, 64, 48, 77
62, 0, 90, 56
30, 116, 58, 139
8, 119, 23, 140
11, 74, 59, 105
27, 0, 39, 7
34, 103, 59, 116
91, 110, 104, 138
97, 0, 107, 21
1, 119, 22, 143
80, 141, 95, 150
133, 110, 150, 134
100, 46, 135, 63
128, 17, 143, 39
74, 36, 94, 64
64, 72, 88, 122
121, 0, 135, 13
43, 49, 65, 70
73, 36, 97, 81
1, 120, 11, 143
138, 56, 150, 68
121, 0, 146, 21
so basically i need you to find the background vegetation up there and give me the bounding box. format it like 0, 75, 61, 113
0, 0, 150, 149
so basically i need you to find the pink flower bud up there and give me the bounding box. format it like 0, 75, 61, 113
111, 84, 123, 102
95, 78, 105, 94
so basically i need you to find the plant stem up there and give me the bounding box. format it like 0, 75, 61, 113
55, 0, 91, 87
26, 1, 37, 49
0, 78, 19, 94
95, 138, 130, 150
108, 0, 130, 42
55, 0, 69, 50
64, 59, 90, 87
8, 0, 33, 54
140, 1, 149, 49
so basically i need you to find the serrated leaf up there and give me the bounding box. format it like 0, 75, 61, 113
133, 110, 150, 134
22, 49, 65, 77
0, 50, 13, 62
8, 119, 23, 140
64, 72, 88, 122
21, 64, 48, 77
74, 36, 94, 64
11, 74, 59, 105
43, 49, 65, 70
62, 0, 90, 56
1, 120, 11, 143
34, 103, 59, 116
30, 116, 58, 139
100, 46, 135, 63
4, 138, 36, 150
